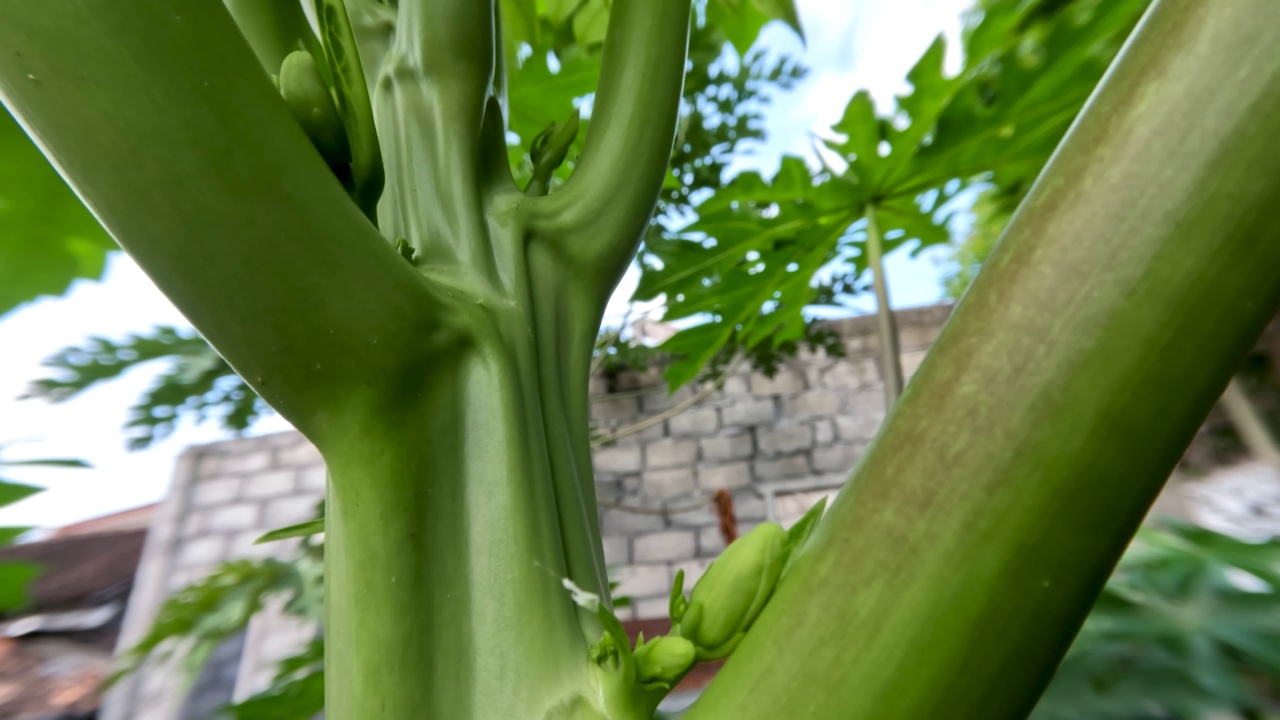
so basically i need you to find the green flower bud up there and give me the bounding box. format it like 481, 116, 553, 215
679, 522, 787, 655
278, 50, 350, 168
633, 635, 696, 686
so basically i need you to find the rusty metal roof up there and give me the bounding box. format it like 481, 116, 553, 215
0, 529, 145, 612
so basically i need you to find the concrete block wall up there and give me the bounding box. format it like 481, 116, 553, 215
101, 434, 327, 720
588, 307, 947, 617
102, 306, 949, 718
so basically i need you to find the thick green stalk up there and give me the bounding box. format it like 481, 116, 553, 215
864, 202, 904, 406
376, 0, 507, 277
687, 1, 1280, 718
522, 0, 692, 631
519, 4, 692, 596
529, 0, 692, 302
323, 303, 603, 719
2, 0, 688, 716
0, 0, 433, 446
333, 0, 691, 716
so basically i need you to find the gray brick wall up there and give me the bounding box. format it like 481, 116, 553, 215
103, 305, 952, 719
575, 307, 948, 618
179, 632, 246, 720
102, 433, 326, 720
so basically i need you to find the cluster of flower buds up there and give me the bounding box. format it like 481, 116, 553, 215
632, 634, 697, 687
589, 498, 827, 710
276, 51, 351, 171
672, 521, 788, 659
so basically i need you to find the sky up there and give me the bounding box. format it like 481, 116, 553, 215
0, 0, 973, 529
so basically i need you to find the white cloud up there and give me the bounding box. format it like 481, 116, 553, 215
743, 0, 971, 174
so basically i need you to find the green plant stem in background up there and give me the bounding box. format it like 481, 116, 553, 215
864, 202, 904, 406
1219, 377, 1280, 471
685, 1, 1280, 718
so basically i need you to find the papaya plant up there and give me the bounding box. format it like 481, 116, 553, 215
2, 1, 1280, 720
0, 106, 115, 317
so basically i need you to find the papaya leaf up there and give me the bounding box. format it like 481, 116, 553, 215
226, 639, 324, 720
0, 458, 90, 469
571, 0, 610, 46
0, 563, 40, 612
0, 480, 42, 508
25, 327, 262, 450
648, 0, 1150, 389
226, 670, 324, 720
706, 0, 804, 54
109, 551, 321, 688
0, 105, 115, 318
256, 518, 326, 545
0, 527, 32, 545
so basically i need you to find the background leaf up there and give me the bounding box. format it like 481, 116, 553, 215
0, 458, 91, 469
0, 480, 43, 508
1032, 522, 1280, 719
642, 0, 1151, 389
0, 105, 116, 318
571, 0, 610, 46
707, 0, 804, 54
257, 517, 325, 545
25, 326, 262, 450
0, 562, 40, 611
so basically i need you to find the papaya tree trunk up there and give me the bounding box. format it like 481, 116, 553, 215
0, 0, 691, 717
685, 1, 1280, 718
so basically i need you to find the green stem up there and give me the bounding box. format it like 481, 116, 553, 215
376, 0, 509, 278
0, 0, 433, 445
327, 1, 694, 714
686, 1, 1280, 718
521, 0, 693, 606
324, 306, 601, 720
1219, 377, 1280, 470
864, 202, 904, 407
530, 0, 692, 304
3, 2, 693, 717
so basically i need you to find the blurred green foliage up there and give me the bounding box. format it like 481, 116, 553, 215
0, 453, 90, 611
1034, 522, 1280, 720
639, 0, 1150, 386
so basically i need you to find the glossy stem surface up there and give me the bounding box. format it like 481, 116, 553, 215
0, 0, 692, 717
687, 1, 1280, 718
